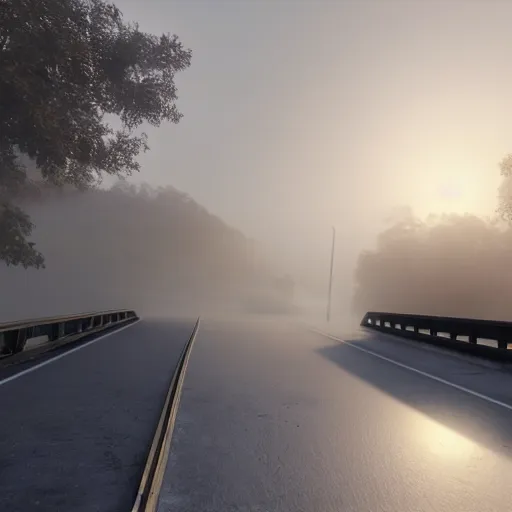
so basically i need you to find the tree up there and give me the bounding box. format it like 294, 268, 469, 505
352, 211, 512, 321
0, 0, 191, 267
497, 154, 512, 222
0, 180, 268, 320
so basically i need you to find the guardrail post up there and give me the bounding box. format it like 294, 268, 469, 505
15, 329, 28, 353
2, 329, 29, 354
49, 324, 58, 342
3, 331, 15, 354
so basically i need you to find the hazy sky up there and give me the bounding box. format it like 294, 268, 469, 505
112, 0, 512, 297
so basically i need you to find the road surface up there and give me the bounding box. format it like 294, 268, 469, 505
1, 316, 512, 511
157, 319, 512, 512
0, 317, 196, 512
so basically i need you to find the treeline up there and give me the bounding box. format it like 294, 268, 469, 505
352, 210, 512, 321
0, 180, 263, 321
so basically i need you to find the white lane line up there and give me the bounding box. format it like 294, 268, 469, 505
312, 328, 512, 412
0, 319, 140, 387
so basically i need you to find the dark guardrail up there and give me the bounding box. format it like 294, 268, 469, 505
0, 309, 138, 357
361, 311, 512, 362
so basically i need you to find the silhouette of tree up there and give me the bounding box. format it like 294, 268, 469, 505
353, 153, 512, 321
0, 179, 263, 319
0, 0, 191, 267
353, 211, 512, 321
497, 154, 512, 222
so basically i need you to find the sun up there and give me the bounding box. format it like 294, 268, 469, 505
433, 180, 468, 211
416, 177, 490, 218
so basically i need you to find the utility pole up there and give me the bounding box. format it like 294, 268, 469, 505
327, 226, 336, 322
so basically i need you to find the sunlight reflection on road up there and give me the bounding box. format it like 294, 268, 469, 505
415, 414, 481, 462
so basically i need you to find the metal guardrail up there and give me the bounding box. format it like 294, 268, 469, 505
361, 311, 512, 362
0, 309, 138, 356
132, 317, 200, 512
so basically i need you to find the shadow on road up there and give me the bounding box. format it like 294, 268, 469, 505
315, 336, 512, 461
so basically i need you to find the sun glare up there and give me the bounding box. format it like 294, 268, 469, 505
415, 174, 496, 219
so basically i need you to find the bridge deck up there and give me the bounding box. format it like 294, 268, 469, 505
1, 317, 512, 511
157, 319, 512, 512
0, 318, 194, 512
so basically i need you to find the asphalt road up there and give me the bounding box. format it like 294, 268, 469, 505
158, 319, 512, 512
0, 317, 196, 512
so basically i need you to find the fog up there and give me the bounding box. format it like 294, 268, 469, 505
352, 206, 512, 322
4, 1, 512, 324
0, 176, 285, 322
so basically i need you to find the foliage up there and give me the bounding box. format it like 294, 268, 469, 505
0, 181, 262, 319
352, 211, 512, 321
0, 0, 191, 267
497, 154, 512, 221
0, 203, 44, 268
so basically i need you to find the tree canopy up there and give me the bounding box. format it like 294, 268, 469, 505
497, 154, 512, 222
0, 179, 266, 320
352, 211, 512, 321
351, 150, 512, 322
0, 0, 191, 267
